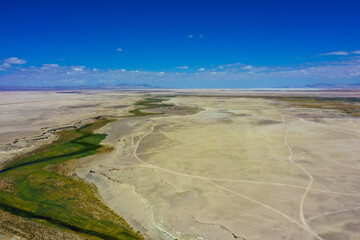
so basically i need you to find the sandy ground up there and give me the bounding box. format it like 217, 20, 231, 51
0, 90, 144, 165
1, 90, 360, 240
0, 90, 146, 144
76, 93, 360, 240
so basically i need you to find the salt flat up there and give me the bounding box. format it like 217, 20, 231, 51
0, 90, 145, 167
77, 92, 360, 240
1, 90, 359, 239
0, 90, 144, 145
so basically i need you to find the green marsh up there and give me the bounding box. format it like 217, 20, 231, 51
0, 118, 143, 240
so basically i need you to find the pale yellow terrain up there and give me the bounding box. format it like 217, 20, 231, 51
0, 90, 144, 166
77, 94, 360, 240
0, 90, 144, 144
1, 90, 360, 240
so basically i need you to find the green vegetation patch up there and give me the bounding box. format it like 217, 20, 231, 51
195, 95, 360, 117
129, 97, 174, 116
0, 118, 143, 240
272, 97, 360, 117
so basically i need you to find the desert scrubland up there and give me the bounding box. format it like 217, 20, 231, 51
1, 90, 360, 240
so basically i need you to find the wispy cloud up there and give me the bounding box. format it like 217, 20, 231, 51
0, 61, 15, 71
242, 65, 252, 70
116, 48, 123, 52
187, 34, 204, 39
351, 50, 360, 54
4, 57, 27, 64
219, 63, 266, 72
71, 66, 86, 72
1, 58, 360, 87
320, 51, 349, 56
42, 64, 60, 69
0, 64, 170, 86
177, 66, 189, 69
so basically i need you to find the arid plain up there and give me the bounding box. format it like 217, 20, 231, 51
1, 90, 360, 240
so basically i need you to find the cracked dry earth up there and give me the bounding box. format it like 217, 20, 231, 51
77, 96, 360, 240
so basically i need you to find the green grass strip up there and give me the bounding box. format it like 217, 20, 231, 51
0, 118, 143, 240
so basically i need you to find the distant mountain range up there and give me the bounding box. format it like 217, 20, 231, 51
0, 83, 161, 91
1, 83, 360, 91
302, 83, 360, 88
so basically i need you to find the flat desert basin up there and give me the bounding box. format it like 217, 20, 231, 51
78, 95, 360, 240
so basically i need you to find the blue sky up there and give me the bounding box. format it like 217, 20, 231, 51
1, 0, 360, 88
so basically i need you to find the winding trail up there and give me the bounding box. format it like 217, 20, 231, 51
307, 206, 360, 222
102, 163, 360, 196
131, 123, 323, 239
104, 165, 360, 196
282, 116, 323, 240
129, 123, 360, 196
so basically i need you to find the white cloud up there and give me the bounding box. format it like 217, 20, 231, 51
177, 66, 189, 69
320, 51, 349, 56
220, 62, 244, 68
219, 63, 266, 72
116, 48, 123, 52
242, 65, 252, 70
2, 58, 360, 87
72, 66, 85, 71
4, 57, 27, 64
42, 64, 59, 68
351, 50, 360, 54
188, 34, 203, 39
1, 63, 12, 68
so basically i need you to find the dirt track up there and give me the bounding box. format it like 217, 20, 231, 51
2, 90, 360, 240
77, 94, 360, 240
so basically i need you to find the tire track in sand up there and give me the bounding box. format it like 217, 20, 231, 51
131, 123, 322, 239
282, 116, 323, 240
